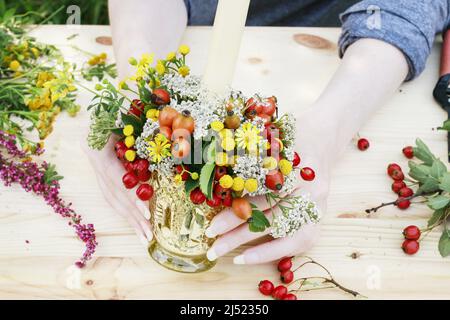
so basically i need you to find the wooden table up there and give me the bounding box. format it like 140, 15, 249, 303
0, 25, 448, 300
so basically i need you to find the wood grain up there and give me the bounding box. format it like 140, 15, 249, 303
0, 25, 449, 300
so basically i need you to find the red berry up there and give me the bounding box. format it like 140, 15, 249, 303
265, 170, 284, 190
293, 152, 301, 167
151, 88, 170, 105
175, 165, 189, 181
357, 138, 370, 151
402, 239, 419, 255
387, 163, 402, 176
390, 169, 405, 181
398, 187, 413, 198
116, 147, 128, 161
300, 167, 315, 181
258, 280, 274, 296
123, 161, 135, 173
277, 257, 292, 272
214, 166, 228, 180
272, 285, 288, 300
403, 225, 421, 240
129, 99, 145, 117
190, 187, 206, 205
214, 183, 232, 200
206, 195, 222, 208
122, 172, 139, 189
396, 197, 411, 210
136, 184, 154, 201
391, 181, 406, 194
114, 140, 127, 152
134, 159, 151, 181
280, 270, 294, 284
402, 146, 414, 159
222, 194, 233, 207
282, 293, 298, 300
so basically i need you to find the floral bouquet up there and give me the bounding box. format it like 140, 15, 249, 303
87, 45, 320, 272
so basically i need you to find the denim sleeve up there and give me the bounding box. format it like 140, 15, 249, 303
339, 0, 450, 81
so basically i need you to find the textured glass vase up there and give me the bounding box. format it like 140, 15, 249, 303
148, 173, 221, 273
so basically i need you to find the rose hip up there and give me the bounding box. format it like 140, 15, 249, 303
390, 169, 405, 181
403, 225, 421, 240
272, 285, 288, 300
136, 184, 154, 201
402, 239, 419, 255
293, 152, 301, 167
258, 280, 274, 296
398, 187, 413, 198
357, 138, 370, 151
392, 181, 406, 194
300, 167, 315, 181
282, 293, 298, 300
396, 197, 411, 210
122, 172, 139, 189
387, 163, 402, 176
280, 270, 294, 284
402, 146, 414, 159
277, 257, 292, 272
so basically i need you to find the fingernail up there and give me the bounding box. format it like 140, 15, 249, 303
206, 243, 229, 261
136, 200, 150, 219
138, 234, 149, 247
205, 220, 226, 238
233, 255, 245, 264
140, 222, 153, 241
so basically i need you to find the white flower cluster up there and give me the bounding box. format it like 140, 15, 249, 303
233, 155, 269, 196
283, 145, 295, 162
161, 73, 203, 99
279, 113, 296, 147
142, 119, 160, 138
135, 119, 160, 159
149, 156, 175, 178
279, 169, 298, 194
270, 195, 321, 238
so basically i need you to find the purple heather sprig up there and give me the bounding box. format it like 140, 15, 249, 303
0, 130, 97, 267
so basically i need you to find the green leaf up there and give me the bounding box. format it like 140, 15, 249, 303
185, 178, 200, 196
408, 162, 431, 183
417, 177, 440, 194
430, 159, 447, 179
428, 195, 450, 210
428, 208, 446, 227
437, 119, 450, 131
121, 113, 143, 136
413, 138, 436, 166
248, 210, 270, 232
43, 164, 63, 185
438, 230, 450, 257
439, 173, 450, 193
205, 137, 216, 163
199, 163, 215, 200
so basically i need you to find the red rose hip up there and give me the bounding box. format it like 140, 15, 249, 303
292, 152, 301, 167
190, 187, 206, 205
392, 181, 406, 194
403, 225, 421, 240
258, 280, 274, 296
357, 138, 370, 151
396, 198, 411, 210
300, 167, 315, 181
387, 163, 402, 176
402, 146, 414, 159
277, 257, 292, 272
122, 172, 139, 189
272, 285, 288, 300
390, 169, 405, 181
280, 270, 294, 284
282, 293, 298, 300
398, 187, 413, 198
402, 239, 419, 255
136, 184, 154, 201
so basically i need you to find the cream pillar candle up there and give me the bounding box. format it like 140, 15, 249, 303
202, 0, 251, 95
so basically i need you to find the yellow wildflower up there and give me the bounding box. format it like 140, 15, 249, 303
219, 175, 233, 189
219, 128, 233, 139
118, 80, 129, 90
166, 52, 176, 61
232, 177, 245, 192
88, 56, 100, 66
215, 152, 229, 166
262, 157, 278, 171
221, 137, 235, 151
123, 125, 134, 136
147, 133, 171, 163
244, 179, 258, 193
179, 44, 190, 55
279, 159, 293, 176
125, 150, 136, 162
139, 53, 154, 67
190, 172, 199, 180
178, 65, 190, 77
9, 60, 20, 71
125, 136, 135, 148
235, 123, 261, 152
211, 121, 224, 132
156, 61, 166, 75
128, 57, 137, 66
174, 174, 183, 185
146, 109, 160, 121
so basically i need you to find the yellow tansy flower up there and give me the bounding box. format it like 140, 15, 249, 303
190, 172, 199, 180
219, 175, 233, 189
244, 179, 258, 193
262, 157, 278, 170
125, 150, 136, 162
235, 123, 261, 152
146, 109, 160, 121
123, 125, 134, 136
178, 65, 190, 77
156, 61, 166, 75
211, 121, 224, 132
221, 137, 235, 151
279, 159, 293, 176
125, 136, 135, 148
179, 44, 190, 55
166, 52, 176, 61
174, 174, 183, 185
232, 177, 245, 192
9, 60, 20, 71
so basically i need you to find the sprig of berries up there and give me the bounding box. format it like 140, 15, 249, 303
366, 139, 450, 257
258, 256, 364, 300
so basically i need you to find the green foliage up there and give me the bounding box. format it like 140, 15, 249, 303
43, 163, 63, 185
248, 209, 270, 232
82, 63, 117, 81
199, 162, 215, 200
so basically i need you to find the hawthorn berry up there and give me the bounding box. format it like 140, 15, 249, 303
282, 293, 298, 300
151, 88, 170, 105
392, 181, 406, 194
258, 280, 274, 296
222, 195, 233, 207
300, 167, 315, 181
123, 161, 135, 173
277, 257, 292, 272
402, 146, 414, 159
214, 166, 228, 180
136, 184, 154, 201
265, 170, 284, 190
403, 225, 421, 241
396, 197, 411, 210
206, 195, 222, 208
280, 270, 294, 284
398, 187, 414, 198
114, 140, 127, 152
272, 285, 288, 300
122, 172, 139, 189
387, 163, 402, 176
402, 239, 419, 255
357, 138, 370, 151
190, 187, 206, 205
390, 169, 405, 181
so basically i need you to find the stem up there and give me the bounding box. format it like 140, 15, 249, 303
365, 194, 422, 214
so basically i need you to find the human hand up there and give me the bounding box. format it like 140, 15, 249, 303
81, 132, 153, 246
